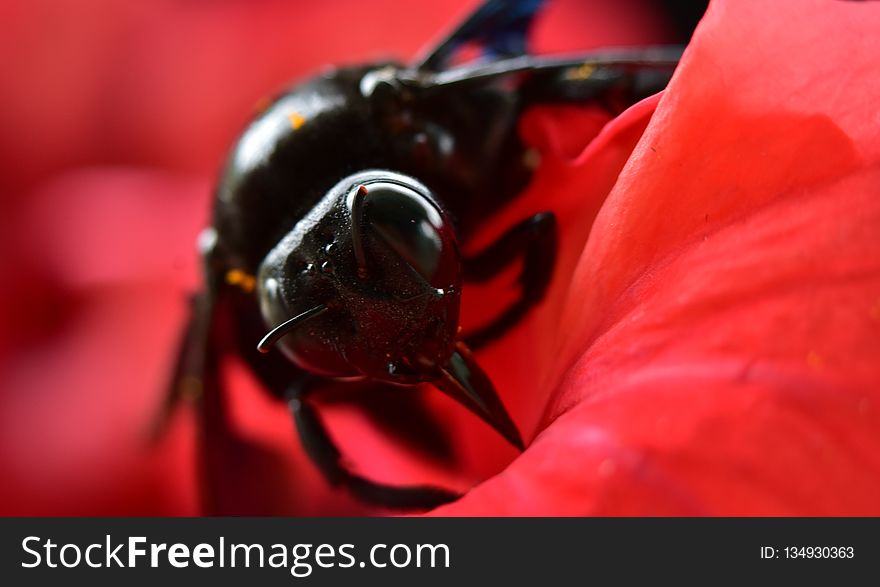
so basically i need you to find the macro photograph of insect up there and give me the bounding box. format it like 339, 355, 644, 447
1, 0, 879, 517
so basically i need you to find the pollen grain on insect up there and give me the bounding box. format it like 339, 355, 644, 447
565, 63, 596, 81
225, 268, 256, 293
288, 111, 307, 130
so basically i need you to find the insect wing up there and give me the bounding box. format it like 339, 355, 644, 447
402, 0, 681, 102
413, 0, 547, 72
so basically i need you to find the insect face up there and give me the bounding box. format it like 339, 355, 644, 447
256, 171, 462, 384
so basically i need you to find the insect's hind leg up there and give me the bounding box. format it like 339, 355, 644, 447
462, 211, 557, 350
153, 288, 219, 440
155, 287, 241, 513
153, 229, 226, 438
287, 376, 461, 511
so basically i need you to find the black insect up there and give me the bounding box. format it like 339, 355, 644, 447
163, 0, 684, 511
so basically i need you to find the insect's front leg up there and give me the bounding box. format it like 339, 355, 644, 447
286, 376, 460, 511
234, 314, 461, 512
462, 211, 557, 349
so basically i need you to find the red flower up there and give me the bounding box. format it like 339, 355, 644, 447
2, 0, 878, 516
432, 0, 880, 515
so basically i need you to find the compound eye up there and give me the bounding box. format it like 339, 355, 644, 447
348, 176, 458, 287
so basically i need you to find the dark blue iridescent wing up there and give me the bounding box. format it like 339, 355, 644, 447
401, 0, 682, 108
414, 0, 547, 72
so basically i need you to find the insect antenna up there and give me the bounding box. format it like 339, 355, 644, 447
257, 304, 328, 353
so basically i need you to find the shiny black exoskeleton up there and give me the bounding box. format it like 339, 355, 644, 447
164, 0, 686, 511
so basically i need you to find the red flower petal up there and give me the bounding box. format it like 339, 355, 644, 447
433, 0, 880, 515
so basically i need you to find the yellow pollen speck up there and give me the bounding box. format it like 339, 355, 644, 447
565, 63, 596, 81
806, 350, 824, 370
288, 111, 306, 130
225, 269, 256, 293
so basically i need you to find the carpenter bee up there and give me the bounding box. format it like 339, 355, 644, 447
165, 0, 685, 510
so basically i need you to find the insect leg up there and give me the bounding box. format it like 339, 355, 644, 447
462, 211, 557, 349
151, 293, 207, 439
157, 282, 244, 514
287, 376, 461, 511
153, 230, 254, 513
233, 314, 461, 511
152, 231, 224, 439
